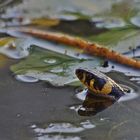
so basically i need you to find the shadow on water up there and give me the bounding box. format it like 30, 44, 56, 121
50, 19, 108, 36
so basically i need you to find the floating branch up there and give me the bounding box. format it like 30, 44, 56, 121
18, 28, 140, 69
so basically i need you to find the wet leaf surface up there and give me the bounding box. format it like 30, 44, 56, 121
10, 46, 99, 86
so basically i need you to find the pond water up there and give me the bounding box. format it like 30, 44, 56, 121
0, 0, 140, 140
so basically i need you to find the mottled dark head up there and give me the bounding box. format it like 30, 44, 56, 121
75, 68, 125, 100
75, 68, 84, 81
75, 68, 110, 94
75, 68, 95, 85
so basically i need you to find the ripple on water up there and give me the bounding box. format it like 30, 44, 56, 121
118, 86, 138, 102
15, 75, 39, 83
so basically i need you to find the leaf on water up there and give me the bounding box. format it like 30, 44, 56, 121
110, 0, 138, 21
88, 27, 138, 46
10, 45, 99, 86
31, 18, 60, 27
0, 37, 15, 47
97, 0, 138, 21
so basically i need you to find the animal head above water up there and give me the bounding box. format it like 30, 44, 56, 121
75, 68, 125, 99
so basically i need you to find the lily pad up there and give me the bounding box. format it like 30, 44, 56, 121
88, 27, 138, 46
10, 45, 100, 86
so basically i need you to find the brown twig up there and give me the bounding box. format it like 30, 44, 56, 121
18, 28, 140, 69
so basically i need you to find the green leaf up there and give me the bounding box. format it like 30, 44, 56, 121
10, 45, 100, 86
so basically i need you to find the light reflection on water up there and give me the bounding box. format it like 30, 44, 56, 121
37, 135, 81, 140
30, 120, 95, 140
15, 74, 39, 83
43, 58, 57, 64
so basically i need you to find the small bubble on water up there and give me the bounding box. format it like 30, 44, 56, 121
50, 68, 64, 73
43, 59, 56, 64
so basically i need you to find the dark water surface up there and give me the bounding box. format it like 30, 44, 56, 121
0, 59, 140, 140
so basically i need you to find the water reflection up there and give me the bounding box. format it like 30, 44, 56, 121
78, 91, 116, 116
75, 84, 138, 116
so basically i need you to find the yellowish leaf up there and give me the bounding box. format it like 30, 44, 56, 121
31, 18, 60, 26
0, 37, 15, 47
